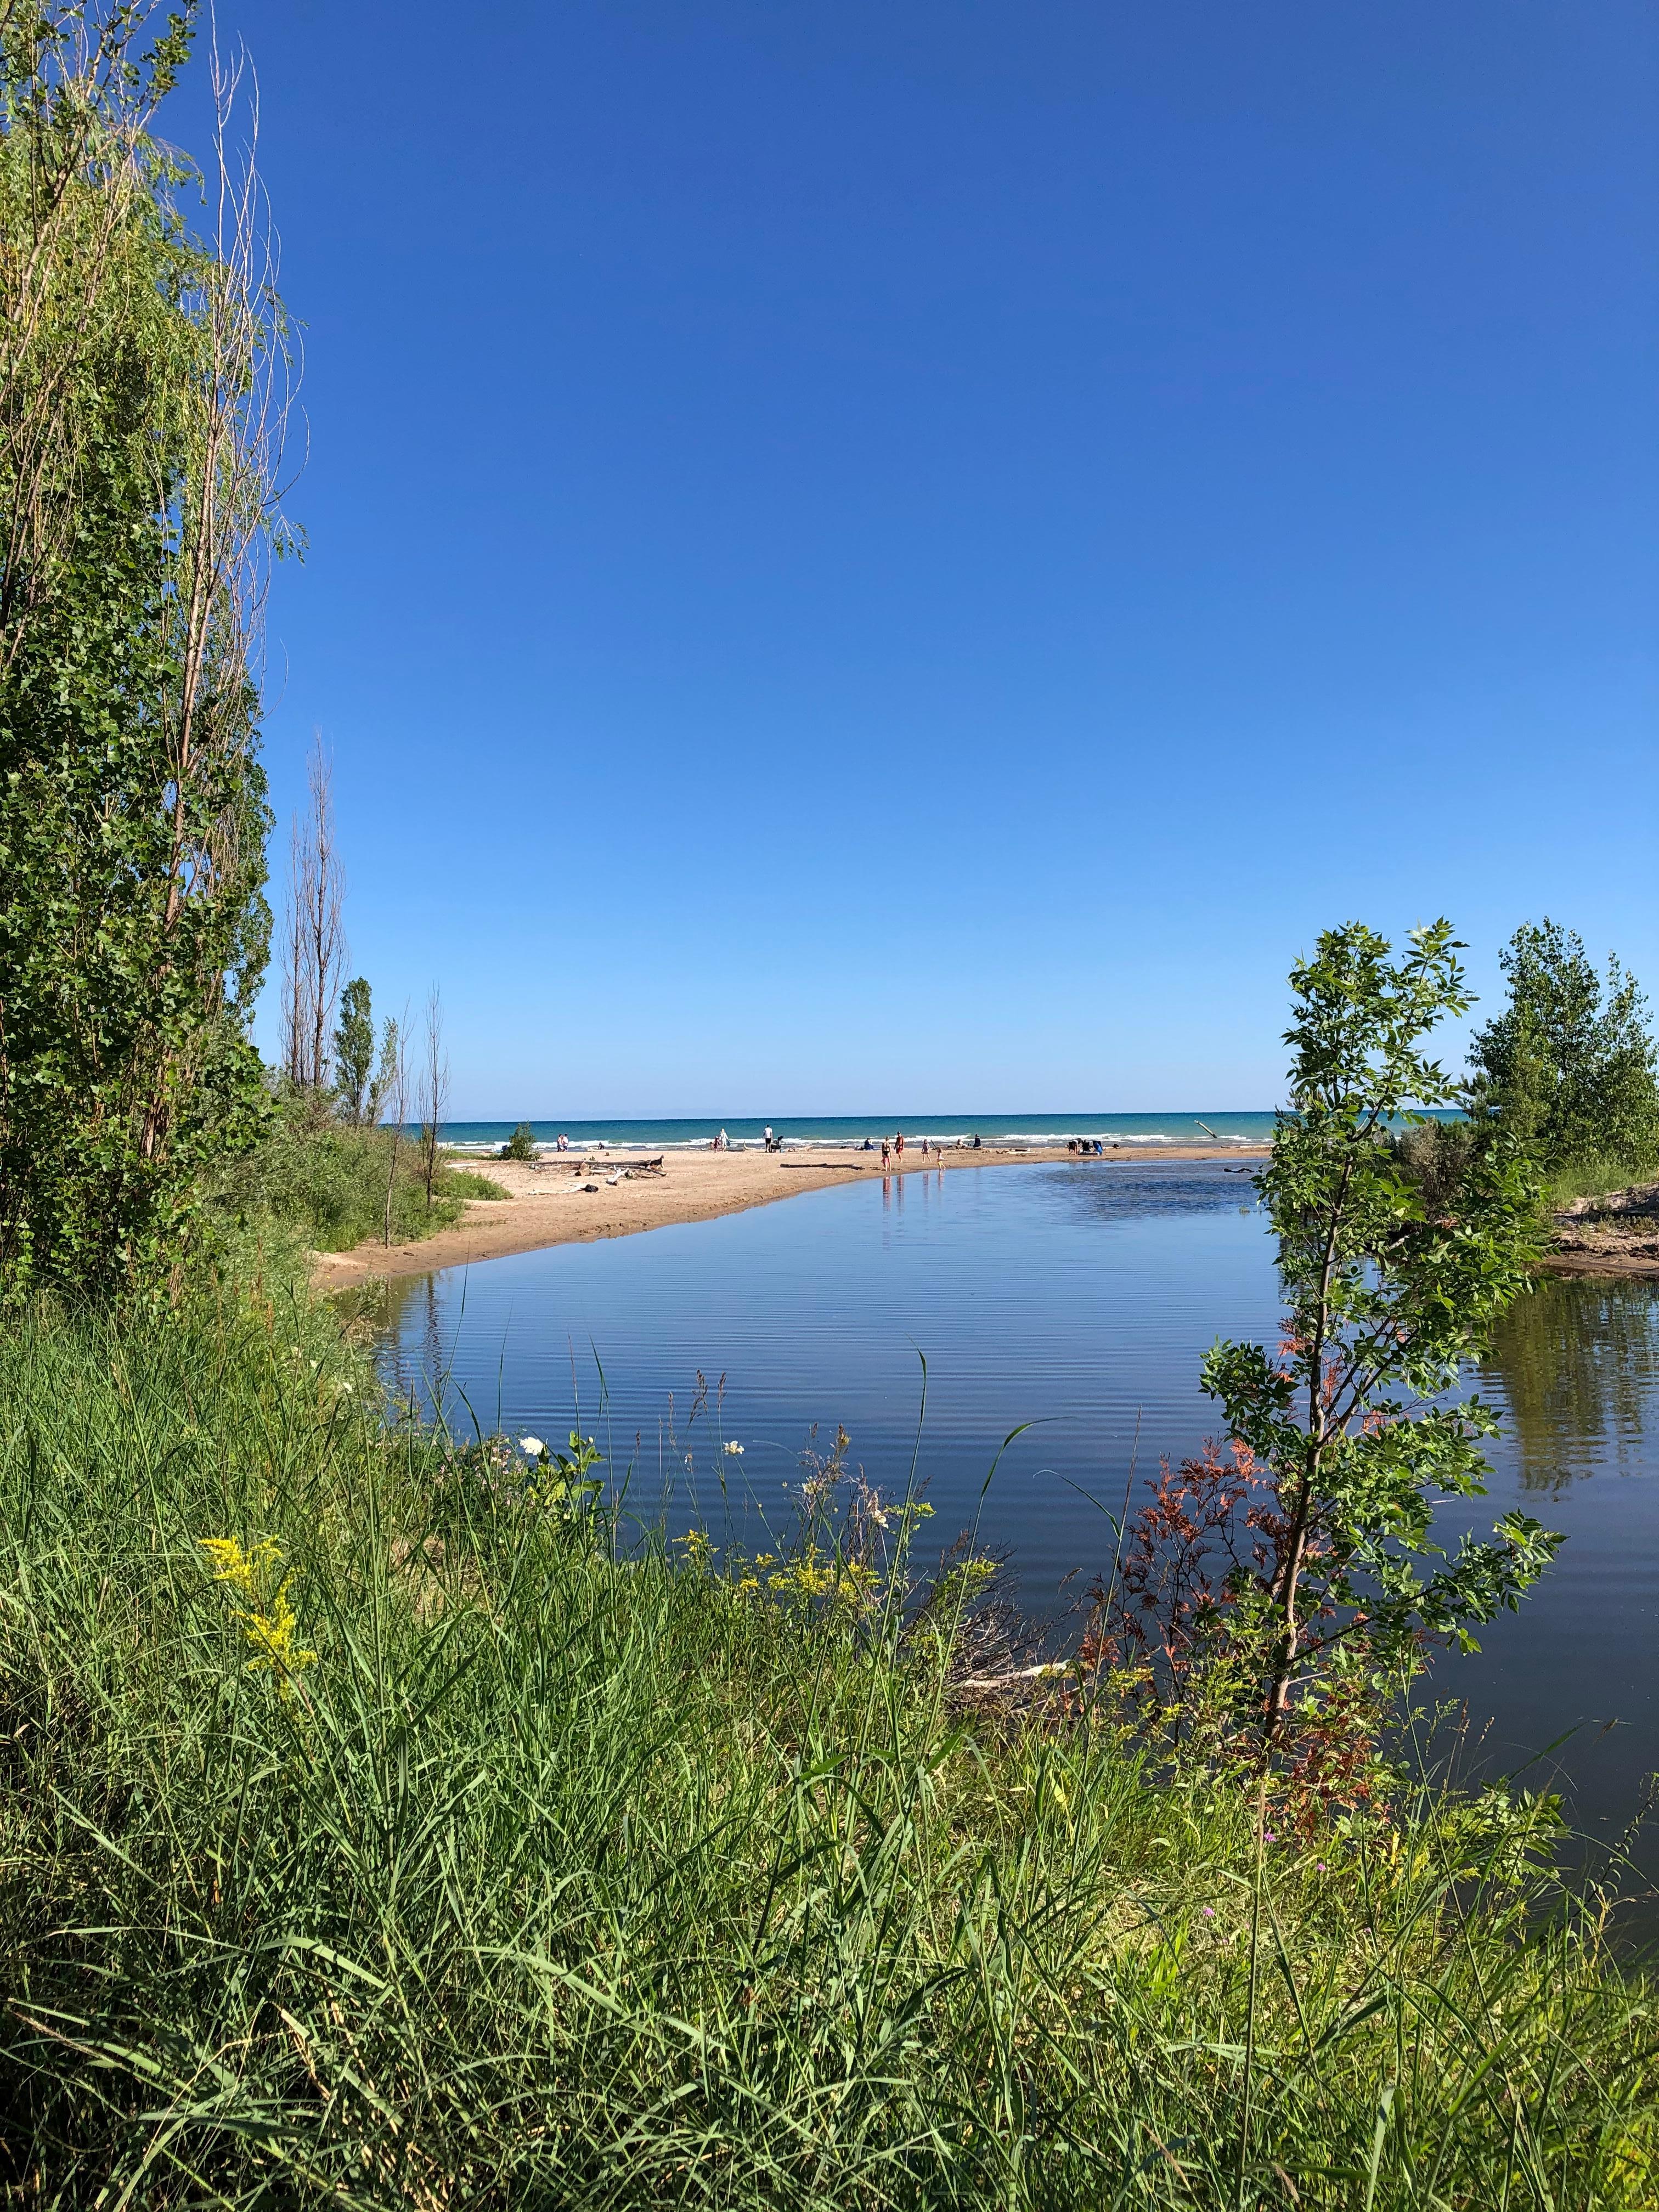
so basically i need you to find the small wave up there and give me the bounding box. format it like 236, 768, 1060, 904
999, 1131, 1172, 1144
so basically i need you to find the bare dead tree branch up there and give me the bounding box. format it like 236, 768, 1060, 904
380, 1013, 407, 1247
281, 736, 346, 1093
419, 984, 448, 1206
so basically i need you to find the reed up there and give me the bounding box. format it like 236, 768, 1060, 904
0, 1257, 1654, 2207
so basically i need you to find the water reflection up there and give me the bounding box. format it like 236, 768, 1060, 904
359, 1170, 1659, 1891
1035, 1162, 1263, 1226
1481, 1276, 1659, 1494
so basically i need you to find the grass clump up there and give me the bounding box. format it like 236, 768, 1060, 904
441, 1165, 513, 1202
0, 1271, 1654, 2205
1541, 1155, 1658, 1212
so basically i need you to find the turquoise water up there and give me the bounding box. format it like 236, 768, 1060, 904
438, 1111, 1278, 1152
369, 1159, 1659, 1887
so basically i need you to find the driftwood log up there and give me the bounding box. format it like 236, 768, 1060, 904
533, 1155, 665, 1176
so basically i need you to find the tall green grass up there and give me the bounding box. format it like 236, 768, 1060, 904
210, 1104, 508, 1251
1543, 1156, 1659, 1214
1, 1263, 1655, 2206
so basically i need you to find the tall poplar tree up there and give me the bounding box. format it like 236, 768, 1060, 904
0, 2, 294, 1298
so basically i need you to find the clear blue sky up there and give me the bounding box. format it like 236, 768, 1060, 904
174, 2, 1657, 1118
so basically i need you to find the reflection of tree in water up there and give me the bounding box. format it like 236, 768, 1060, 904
331, 1273, 449, 1419
1480, 1277, 1659, 1493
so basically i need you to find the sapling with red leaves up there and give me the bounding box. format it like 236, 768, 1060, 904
1201, 919, 1560, 1750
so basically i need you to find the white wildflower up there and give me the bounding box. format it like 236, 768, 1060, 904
723, 1440, 745, 1456
519, 1435, 545, 1457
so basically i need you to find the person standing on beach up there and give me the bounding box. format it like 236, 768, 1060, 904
881, 1137, 890, 1170
895, 1130, 905, 1159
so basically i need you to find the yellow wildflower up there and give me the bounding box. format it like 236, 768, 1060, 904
200, 1536, 315, 1695
199, 1534, 280, 1597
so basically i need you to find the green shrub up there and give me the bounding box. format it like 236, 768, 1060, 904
1387, 1116, 1476, 1218
499, 1120, 538, 1161
210, 1098, 503, 1250
443, 1166, 511, 1200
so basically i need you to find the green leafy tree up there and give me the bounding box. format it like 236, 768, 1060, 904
366, 1017, 400, 1129
1202, 921, 1559, 1745
0, 3, 294, 1300
500, 1121, 536, 1163
333, 978, 375, 1124
1468, 918, 1659, 1171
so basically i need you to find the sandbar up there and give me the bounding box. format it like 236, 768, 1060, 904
312, 1142, 1269, 1288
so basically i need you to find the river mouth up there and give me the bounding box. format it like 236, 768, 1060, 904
365, 1159, 1659, 1919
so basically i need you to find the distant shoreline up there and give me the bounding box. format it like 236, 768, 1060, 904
313, 1142, 1269, 1289
434, 1113, 1286, 1154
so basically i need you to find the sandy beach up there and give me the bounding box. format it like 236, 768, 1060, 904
312, 1142, 1270, 1288
1538, 1184, 1659, 1278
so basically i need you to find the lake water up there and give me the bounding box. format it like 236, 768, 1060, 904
434, 1109, 1462, 1155
368, 1159, 1659, 1893
435, 1111, 1279, 1154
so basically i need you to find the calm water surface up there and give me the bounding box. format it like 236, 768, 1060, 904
371, 1161, 1659, 1879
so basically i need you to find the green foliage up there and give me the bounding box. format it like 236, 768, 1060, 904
1469, 919, 1659, 1174
443, 1167, 510, 1201
368, 1014, 399, 1125
0, 1272, 1653, 2204
1539, 1154, 1657, 1214
0, 3, 285, 1302
1386, 1115, 1474, 1218
1202, 922, 1558, 1743
517, 1427, 605, 1516
212, 1095, 498, 1251
500, 1119, 537, 1161
332, 977, 375, 1123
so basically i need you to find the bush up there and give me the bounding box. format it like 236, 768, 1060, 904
444, 1167, 511, 1201
211, 1095, 504, 1251
499, 1120, 538, 1161
1387, 1116, 1475, 1217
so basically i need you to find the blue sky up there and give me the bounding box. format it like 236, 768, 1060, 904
173, 2, 1656, 1117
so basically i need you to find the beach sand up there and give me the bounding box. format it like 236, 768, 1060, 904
1537, 1181, 1659, 1278
312, 1142, 1270, 1288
